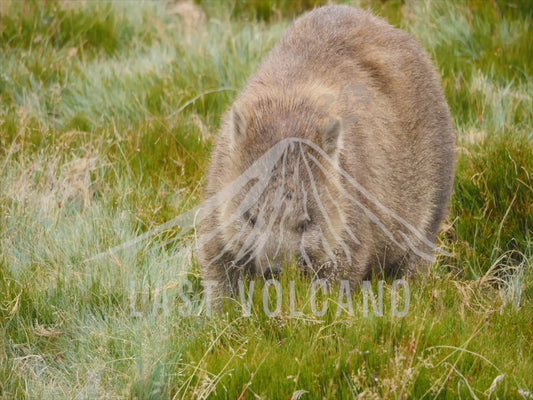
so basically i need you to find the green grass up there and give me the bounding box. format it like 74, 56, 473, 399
0, 0, 532, 398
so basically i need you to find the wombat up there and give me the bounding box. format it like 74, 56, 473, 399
198, 6, 455, 298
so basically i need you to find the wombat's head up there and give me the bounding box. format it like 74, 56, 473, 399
218, 94, 348, 278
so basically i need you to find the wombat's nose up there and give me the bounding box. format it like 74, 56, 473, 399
263, 263, 281, 279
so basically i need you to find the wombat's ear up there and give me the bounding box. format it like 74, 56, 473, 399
230, 106, 248, 145
318, 118, 341, 156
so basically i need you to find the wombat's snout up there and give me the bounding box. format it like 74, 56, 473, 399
262, 262, 281, 279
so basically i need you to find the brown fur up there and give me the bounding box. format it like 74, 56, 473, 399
198, 6, 455, 297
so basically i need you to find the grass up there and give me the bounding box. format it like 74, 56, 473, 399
0, 0, 532, 398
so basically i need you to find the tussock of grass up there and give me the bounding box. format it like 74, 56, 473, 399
451, 133, 533, 279
196, 0, 330, 21
0, 0, 531, 398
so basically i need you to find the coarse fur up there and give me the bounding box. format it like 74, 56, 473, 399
198, 6, 455, 298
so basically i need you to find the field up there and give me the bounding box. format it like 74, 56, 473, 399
0, 0, 532, 398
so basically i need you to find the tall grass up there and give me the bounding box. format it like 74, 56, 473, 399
0, 1, 531, 398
